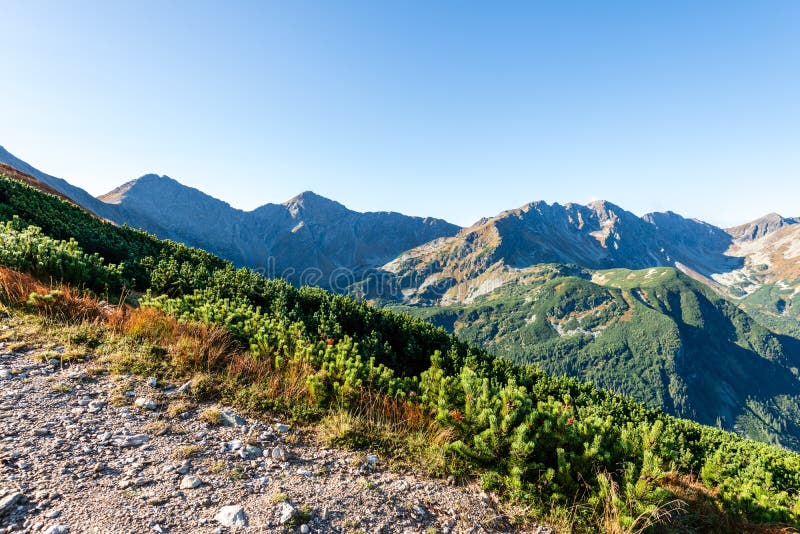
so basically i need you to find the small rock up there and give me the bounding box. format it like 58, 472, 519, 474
214, 505, 248, 528
87, 400, 106, 414
300, 525, 310, 534
43, 526, 68, 534
33, 427, 50, 436
366, 454, 379, 466
0, 492, 23, 515
176, 380, 192, 394
0, 369, 11, 380
180, 475, 203, 489
176, 460, 191, 475
279, 501, 296, 524
135, 397, 156, 410
146, 377, 158, 388
44, 510, 61, 519
274, 423, 290, 433
220, 408, 246, 427
115, 434, 149, 447
238, 445, 262, 460
271, 445, 287, 462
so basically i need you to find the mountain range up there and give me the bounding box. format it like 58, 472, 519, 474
0, 146, 458, 287
2, 143, 799, 448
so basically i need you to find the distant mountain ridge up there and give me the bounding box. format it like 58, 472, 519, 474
369, 199, 750, 305
727, 212, 800, 241
1, 144, 797, 316
0, 146, 460, 286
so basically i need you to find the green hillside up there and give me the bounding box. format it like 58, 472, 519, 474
3, 172, 800, 531
394, 265, 800, 450
739, 281, 800, 339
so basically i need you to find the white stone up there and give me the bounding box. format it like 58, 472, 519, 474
214, 505, 248, 528
180, 475, 203, 489
279, 501, 296, 524
220, 408, 246, 426
134, 397, 156, 410
87, 400, 106, 414
0, 492, 23, 514
115, 434, 149, 447
271, 445, 287, 461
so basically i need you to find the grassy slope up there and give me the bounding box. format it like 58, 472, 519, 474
395, 265, 800, 450
740, 282, 800, 339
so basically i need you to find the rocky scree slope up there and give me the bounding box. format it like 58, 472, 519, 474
0, 318, 535, 534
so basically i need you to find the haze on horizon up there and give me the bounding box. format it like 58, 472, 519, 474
1, 1, 798, 228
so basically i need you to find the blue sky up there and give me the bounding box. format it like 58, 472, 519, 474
1, 1, 798, 227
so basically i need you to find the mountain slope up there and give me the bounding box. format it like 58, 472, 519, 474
0, 145, 118, 220
393, 265, 800, 449
717, 218, 800, 337
359, 199, 800, 341
0, 163, 81, 206
366, 199, 740, 305
728, 213, 800, 241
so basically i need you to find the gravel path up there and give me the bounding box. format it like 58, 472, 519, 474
0, 322, 552, 533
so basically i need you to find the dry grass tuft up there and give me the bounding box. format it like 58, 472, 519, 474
199, 407, 223, 426
658, 473, 799, 534
0, 267, 114, 324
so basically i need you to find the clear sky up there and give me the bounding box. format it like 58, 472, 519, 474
1, 1, 798, 227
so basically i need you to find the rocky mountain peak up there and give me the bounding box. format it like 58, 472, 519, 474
585, 199, 624, 218
281, 190, 348, 218
727, 213, 799, 241
98, 174, 236, 214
